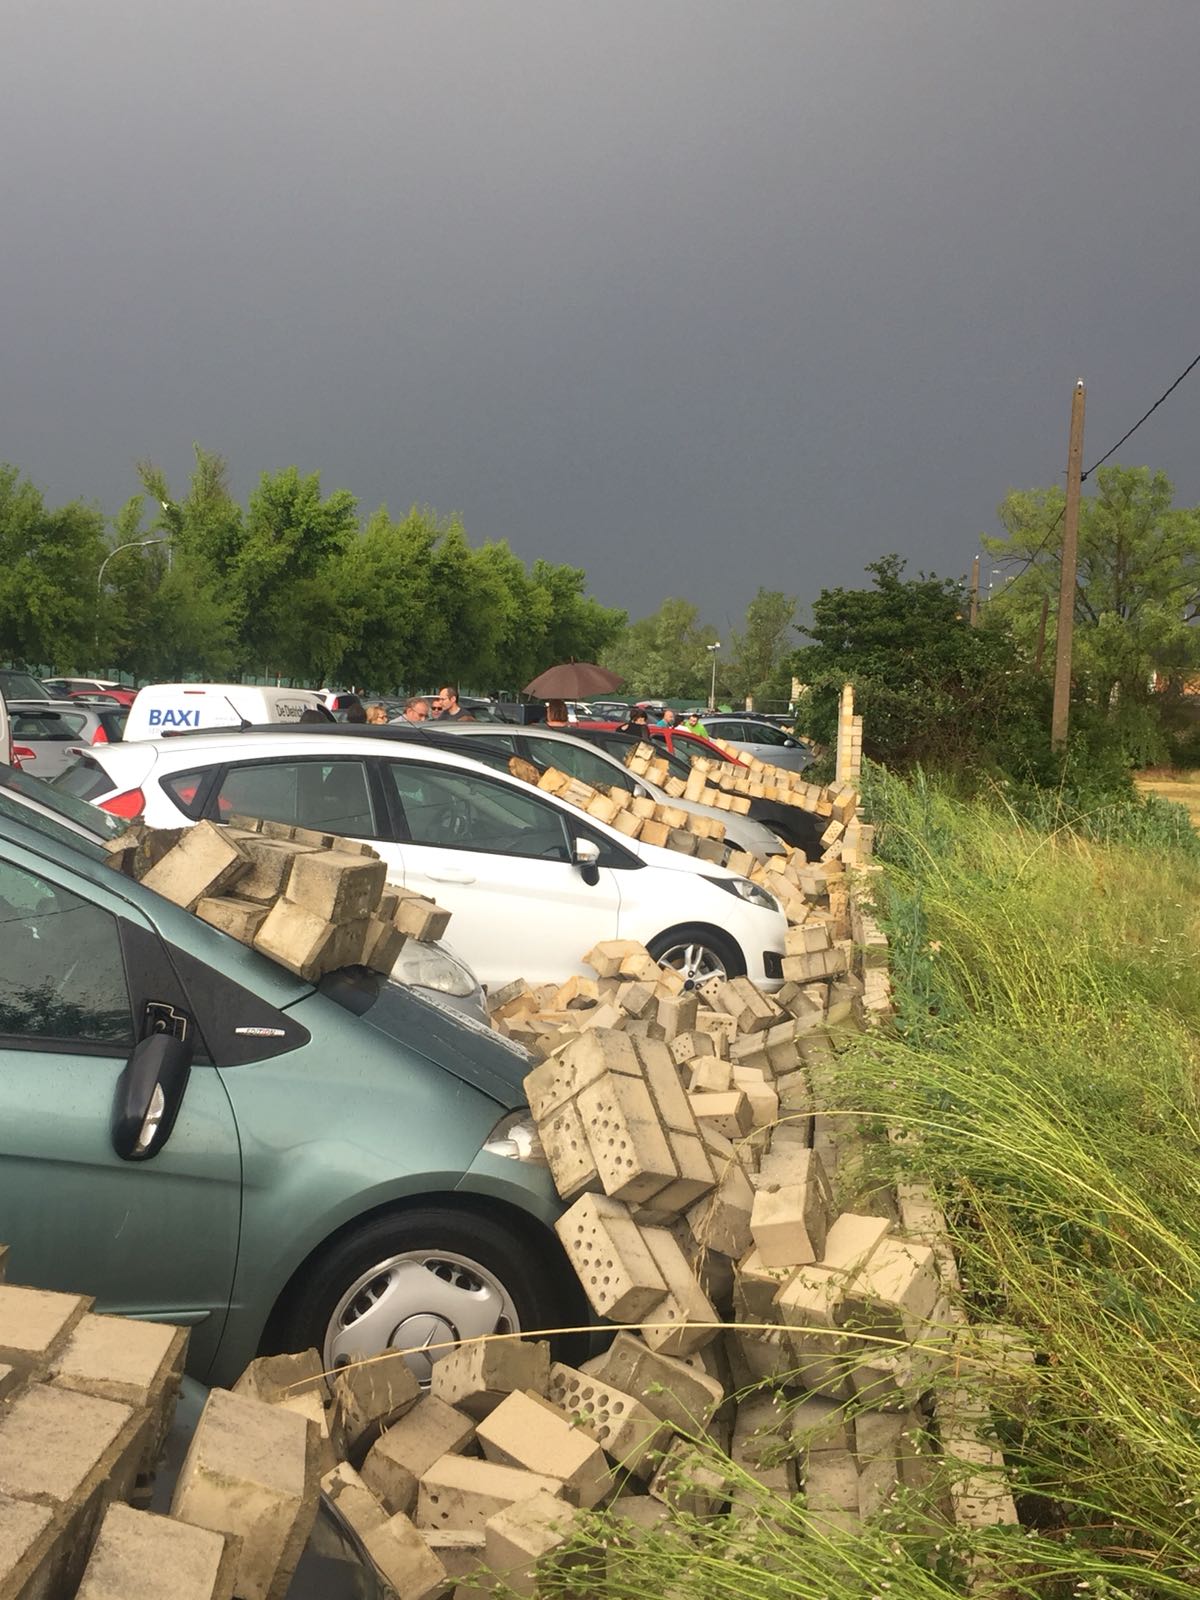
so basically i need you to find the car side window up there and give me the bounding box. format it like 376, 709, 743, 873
0, 861, 134, 1047
386, 763, 571, 861
210, 759, 377, 838
522, 737, 635, 793
745, 723, 788, 745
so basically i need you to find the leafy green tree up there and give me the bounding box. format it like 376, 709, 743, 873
602, 598, 717, 700
984, 466, 1200, 749
790, 555, 1048, 768
725, 588, 797, 708
0, 466, 108, 670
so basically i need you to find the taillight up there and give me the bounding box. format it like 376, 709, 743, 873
100, 788, 145, 818
92, 725, 108, 745
13, 746, 35, 763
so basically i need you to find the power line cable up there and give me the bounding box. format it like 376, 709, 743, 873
992, 350, 1200, 582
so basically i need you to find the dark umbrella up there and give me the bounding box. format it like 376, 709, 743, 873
524, 662, 624, 699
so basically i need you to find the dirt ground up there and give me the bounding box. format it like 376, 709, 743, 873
1135, 770, 1200, 828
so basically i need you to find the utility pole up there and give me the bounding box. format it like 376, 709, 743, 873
1050, 380, 1086, 748
969, 557, 980, 625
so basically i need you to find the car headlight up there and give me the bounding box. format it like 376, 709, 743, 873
482, 1112, 548, 1164
390, 939, 479, 998
704, 874, 781, 912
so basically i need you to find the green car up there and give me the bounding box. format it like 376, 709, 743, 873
0, 770, 581, 1385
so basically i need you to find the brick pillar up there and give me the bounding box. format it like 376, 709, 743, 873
835, 684, 862, 785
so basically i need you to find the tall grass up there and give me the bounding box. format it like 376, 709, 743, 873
539, 770, 1200, 1600
832, 769, 1200, 1594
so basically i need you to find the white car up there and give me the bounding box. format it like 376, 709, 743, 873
57, 730, 787, 990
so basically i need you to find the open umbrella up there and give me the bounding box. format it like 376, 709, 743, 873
524, 661, 624, 699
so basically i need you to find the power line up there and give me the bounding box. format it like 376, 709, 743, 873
993, 349, 1200, 582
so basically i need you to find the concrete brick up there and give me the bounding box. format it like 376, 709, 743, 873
0, 1284, 91, 1378
546, 1364, 668, 1478
477, 1391, 609, 1508
854, 1411, 903, 1518
363, 916, 407, 973
331, 1354, 421, 1461
0, 1492, 58, 1600
750, 1148, 833, 1267
361, 1511, 449, 1600
75, 1503, 237, 1600
693, 1011, 738, 1052
628, 1037, 694, 1133
252, 898, 346, 981
730, 1068, 780, 1130
583, 941, 655, 980
645, 1129, 716, 1214
784, 922, 830, 957
555, 1196, 667, 1321
233, 1349, 328, 1407
523, 1030, 641, 1121
484, 1489, 579, 1600
320, 1460, 390, 1542
171, 1387, 319, 1600
725, 1325, 797, 1387
819, 1210, 893, 1280
787, 1396, 853, 1457
391, 891, 452, 943
232, 836, 317, 903
647, 1439, 729, 1516
576, 1071, 679, 1204
730, 1393, 794, 1496
840, 1239, 942, 1344
615, 980, 658, 1019
801, 1448, 861, 1530
668, 1030, 715, 1066
687, 1090, 753, 1140
140, 820, 251, 909
360, 1433, 419, 1517
416, 1455, 562, 1532
685, 1132, 755, 1258
0, 1381, 144, 1512
637, 1227, 719, 1357
423, 1527, 486, 1580
49, 1312, 187, 1472
430, 1340, 550, 1421
369, 1397, 477, 1481
579, 1332, 724, 1435
688, 1057, 732, 1093
195, 894, 270, 942
606, 1493, 671, 1530
540, 1097, 601, 1201
774, 1266, 850, 1397
732, 1247, 792, 1321
728, 1032, 772, 1075
0, 1366, 18, 1403
655, 991, 698, 1041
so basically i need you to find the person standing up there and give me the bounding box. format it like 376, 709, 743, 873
544, 699, 570, 727
434, 685, 472, 721
402, 696, 432, 723
366, 703, 389, 725
683, 709, 708, 736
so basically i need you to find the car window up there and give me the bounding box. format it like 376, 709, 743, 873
211, 759, 377, 838
12, 711, 86, 740
0, 671, 50, 700
741, 723, 790, 746
386, 763, 571, 861
0, 860, 134, 1046
522, 736, 635, 793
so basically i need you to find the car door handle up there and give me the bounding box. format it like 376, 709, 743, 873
424, 868, 477, 885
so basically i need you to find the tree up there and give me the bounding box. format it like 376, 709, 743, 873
725, 588, 797, 708
601, 599, 717, 700
0, 466, 108, 669
789, 555, 1046, 768
984, 466, 1200, 746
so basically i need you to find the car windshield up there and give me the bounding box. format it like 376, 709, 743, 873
0, 671, 50, 700
0, 765, 129, 850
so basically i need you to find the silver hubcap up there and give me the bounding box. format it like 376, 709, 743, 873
656, 941, 728, 988
324, 1250, 519, 1383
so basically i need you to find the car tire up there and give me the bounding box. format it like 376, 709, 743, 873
647, 923, 746, 987
273, 1207, 564, 1382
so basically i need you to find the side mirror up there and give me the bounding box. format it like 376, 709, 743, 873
784, 738, 798, 748
573, 836, 601, 886
111, 1033, 194, 1162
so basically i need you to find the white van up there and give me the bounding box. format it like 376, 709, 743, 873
123, 683, 330, 742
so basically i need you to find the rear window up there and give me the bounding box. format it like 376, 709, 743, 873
0, 671, 50, 700
50, 756, 120, 805
99, 711, 128, 741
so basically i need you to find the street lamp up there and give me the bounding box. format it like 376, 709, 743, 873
706, 641, 721, 710
95, 538, 165, 653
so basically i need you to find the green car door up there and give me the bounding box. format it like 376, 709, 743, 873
0, 836, 242, 1375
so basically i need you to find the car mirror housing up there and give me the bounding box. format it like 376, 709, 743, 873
111, 1032, 194, 1161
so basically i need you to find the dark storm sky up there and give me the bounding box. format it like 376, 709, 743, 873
3, 1, 1198, 631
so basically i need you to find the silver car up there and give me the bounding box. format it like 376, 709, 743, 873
7, 699, 128, 780
702, 715, 815, 774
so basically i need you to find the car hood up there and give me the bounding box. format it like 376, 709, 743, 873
305, 969, 536, 1108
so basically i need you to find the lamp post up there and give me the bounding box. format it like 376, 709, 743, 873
706, 641, 721, 710
95, 538, 164, 654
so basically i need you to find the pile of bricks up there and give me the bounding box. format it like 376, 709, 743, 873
103, 819, 449, 982
516, 760, 731, 862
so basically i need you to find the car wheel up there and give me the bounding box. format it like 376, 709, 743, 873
647, 923, 746, 987
275, 1208, 562, 1382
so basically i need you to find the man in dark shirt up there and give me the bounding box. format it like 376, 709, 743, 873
434, 686, 472, 721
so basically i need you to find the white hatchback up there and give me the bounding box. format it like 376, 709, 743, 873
58, 730, 787, 990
